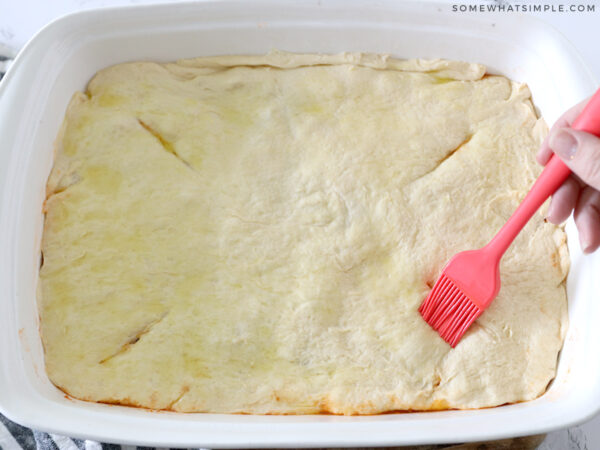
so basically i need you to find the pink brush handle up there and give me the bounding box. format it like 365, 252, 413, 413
487, 88, 600, 257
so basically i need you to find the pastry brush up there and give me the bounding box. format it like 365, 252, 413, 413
419, 88, 600, 347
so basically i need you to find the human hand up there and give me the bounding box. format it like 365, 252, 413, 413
537, 97, 600, 253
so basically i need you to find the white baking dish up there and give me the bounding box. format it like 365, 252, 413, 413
0, 1, 599, 447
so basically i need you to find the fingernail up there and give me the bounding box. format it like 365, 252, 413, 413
550, 129, 578, 160
545, 203, 559, 224
580, 235, 593, 254
546, 201, 555, 222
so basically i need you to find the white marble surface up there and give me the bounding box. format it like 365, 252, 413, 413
0, 0, 598, 448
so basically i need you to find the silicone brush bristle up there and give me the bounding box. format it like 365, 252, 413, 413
418, 274, 483, 347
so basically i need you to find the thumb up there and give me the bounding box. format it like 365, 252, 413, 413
550, 128, 600, 191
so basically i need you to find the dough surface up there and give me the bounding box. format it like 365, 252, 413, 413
39, 51, 569, 414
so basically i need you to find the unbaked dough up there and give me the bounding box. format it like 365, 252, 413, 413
39, 51, 569, 414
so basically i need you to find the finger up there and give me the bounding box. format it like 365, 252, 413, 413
546, 175, 581, 224
536, 141, 556, 167
573, 187, 600, 254
549, 128, 600, 191
538, 115, 570, 166
537, 97, 590, 166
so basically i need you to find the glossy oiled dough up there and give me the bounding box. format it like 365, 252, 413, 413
39, 51, 569, 414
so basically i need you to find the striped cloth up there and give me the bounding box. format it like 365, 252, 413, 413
1, 413, 110, 450
0, 412, 202, 450
0, 43, 15, 81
